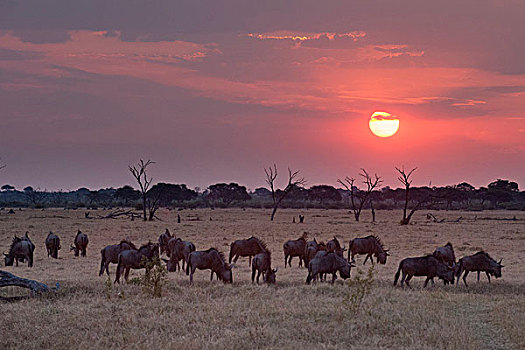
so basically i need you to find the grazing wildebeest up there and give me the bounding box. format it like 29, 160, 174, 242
71, 230, 89, 257
4, 235, 34, 267
306, 252, 354, 284
99, 240, 137, 276
159, 229, 174, 256
283, 232, 308, 268
433, 242, 456, 267
326, 236, 345, 257
394, 255, 455, 287
186, 248, 233, 283
45, 231, 61, 259
251, 244, 277, 284
348, 235, 389, 265
164, 237, 196, 272
114, 242, 159, 283
229, 236, 266, 266
455, 251, 503, 287
304, 238, 326, 267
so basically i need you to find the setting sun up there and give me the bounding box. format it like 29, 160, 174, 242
369, 111, 400, 138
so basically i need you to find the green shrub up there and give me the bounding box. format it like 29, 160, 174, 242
343, 265, 375, 314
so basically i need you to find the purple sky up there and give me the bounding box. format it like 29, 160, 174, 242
1, 1, 524, 191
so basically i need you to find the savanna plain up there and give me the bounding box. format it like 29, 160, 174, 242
1, 208, 524, 350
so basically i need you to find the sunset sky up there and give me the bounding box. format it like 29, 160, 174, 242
1, 1, 524, 191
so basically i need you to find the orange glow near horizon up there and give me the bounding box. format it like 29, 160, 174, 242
369, 111, 400, 138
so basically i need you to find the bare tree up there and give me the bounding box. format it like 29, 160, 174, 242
265, 165, 306, 221
396, 166, 432, 225
129, 159, 155, 221
338, 169, 382, 222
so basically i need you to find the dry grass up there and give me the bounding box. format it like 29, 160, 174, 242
1, 208, 524, 349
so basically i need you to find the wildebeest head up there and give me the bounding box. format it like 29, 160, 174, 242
437, 263, 455, 284
221, 267, 233, 283
265, 268, 278, 284
492, 259, 504, 278
376, 249, 389, 265
4, 253, 14, 266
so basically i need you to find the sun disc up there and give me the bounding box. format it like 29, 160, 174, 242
369, 111, 399, 138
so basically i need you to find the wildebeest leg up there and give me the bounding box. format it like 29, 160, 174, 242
257, 270, 262, 284
248, 255, 252, 267
486, 272, 491, 283
331, 273, 337, 284
462, 271, 469, 287
124, 268, 130, 282
288, 256, 293, 268
424, 277, 430, 288
431, 278, 435, 287
105, 263, 110, 276
405, 274, 413, 288
210, 271, 214, 281
477, 271, 480, 282
190, 267, 196, 283
284, 254, 288, 268
400, 271, 406, 286
299, 257, 303, 268
306, 272, 312, 284
251, 268, 256, 283
363, 254, 369, 265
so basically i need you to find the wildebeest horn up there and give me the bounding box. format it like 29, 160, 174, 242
342, 246, 347, 252
161, 258, 169, 263
274, 268, 278, 273
3, 253, 8, 257
498, 259, 502, 264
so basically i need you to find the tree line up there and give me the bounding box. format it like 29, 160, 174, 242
0, 159, 524, 222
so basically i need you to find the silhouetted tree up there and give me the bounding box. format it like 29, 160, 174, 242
308, 185, 342, 204
485, 179, 519, 207
129, 159, 155, 221
23, 186, 46, 207
1, 184, 14, 191
265, 165, 306, 221
115, 185, 141, 205
207, 183, 250, 207
148, 183, 197, 207
396, 167, 436, 224
338, 169, 382, 222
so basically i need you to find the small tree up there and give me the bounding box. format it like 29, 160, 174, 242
129, 159, 155, 221
1, 184, 14, 191
308, 185, 342, 204
23, 186, 46, 207
207, 183, 251, 207
115, 185, 141, 206
264, 165, 306, 221
338, 169, 382, 222
396, 167, 433, 225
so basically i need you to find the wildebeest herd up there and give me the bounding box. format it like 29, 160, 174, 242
2, 228, 504, 288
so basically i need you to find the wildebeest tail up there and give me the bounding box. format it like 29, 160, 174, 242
99, 248, 106, 276
114, 255, 122, 283
186, 254, 191, 275
347, 239, 354, 261
229, 242, 235, 263
393, 261, 403, 286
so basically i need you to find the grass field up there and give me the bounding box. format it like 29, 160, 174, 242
1, 208, 524, 349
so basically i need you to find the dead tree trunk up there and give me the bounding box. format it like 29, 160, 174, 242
396, 166, 417, 225
129, 159, 155, 221
0, 270, 49, 294
265, 165, 306, 221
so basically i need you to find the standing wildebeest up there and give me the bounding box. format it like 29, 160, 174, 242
455, 251, 503, 287
283, 232, 308, 268
304, 238, 326, 267
164, 237, 196, 272
433, 242, 456, 267
186, 248, 233, 283
71, 230, 89, 257
306, 252, 354, 284
45, 232, 61, 259
159, 229, 173, 256
114, 242, 159, 283
326, 236, 345, 257
229, 236, 266, 266
99, 240, 137, 276
251, 240, 276, 284
348, 235, 389, 265
4, 235, 34, 267
394, 255, 455, 287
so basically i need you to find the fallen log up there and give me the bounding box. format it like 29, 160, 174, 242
0, 270, 49, 294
